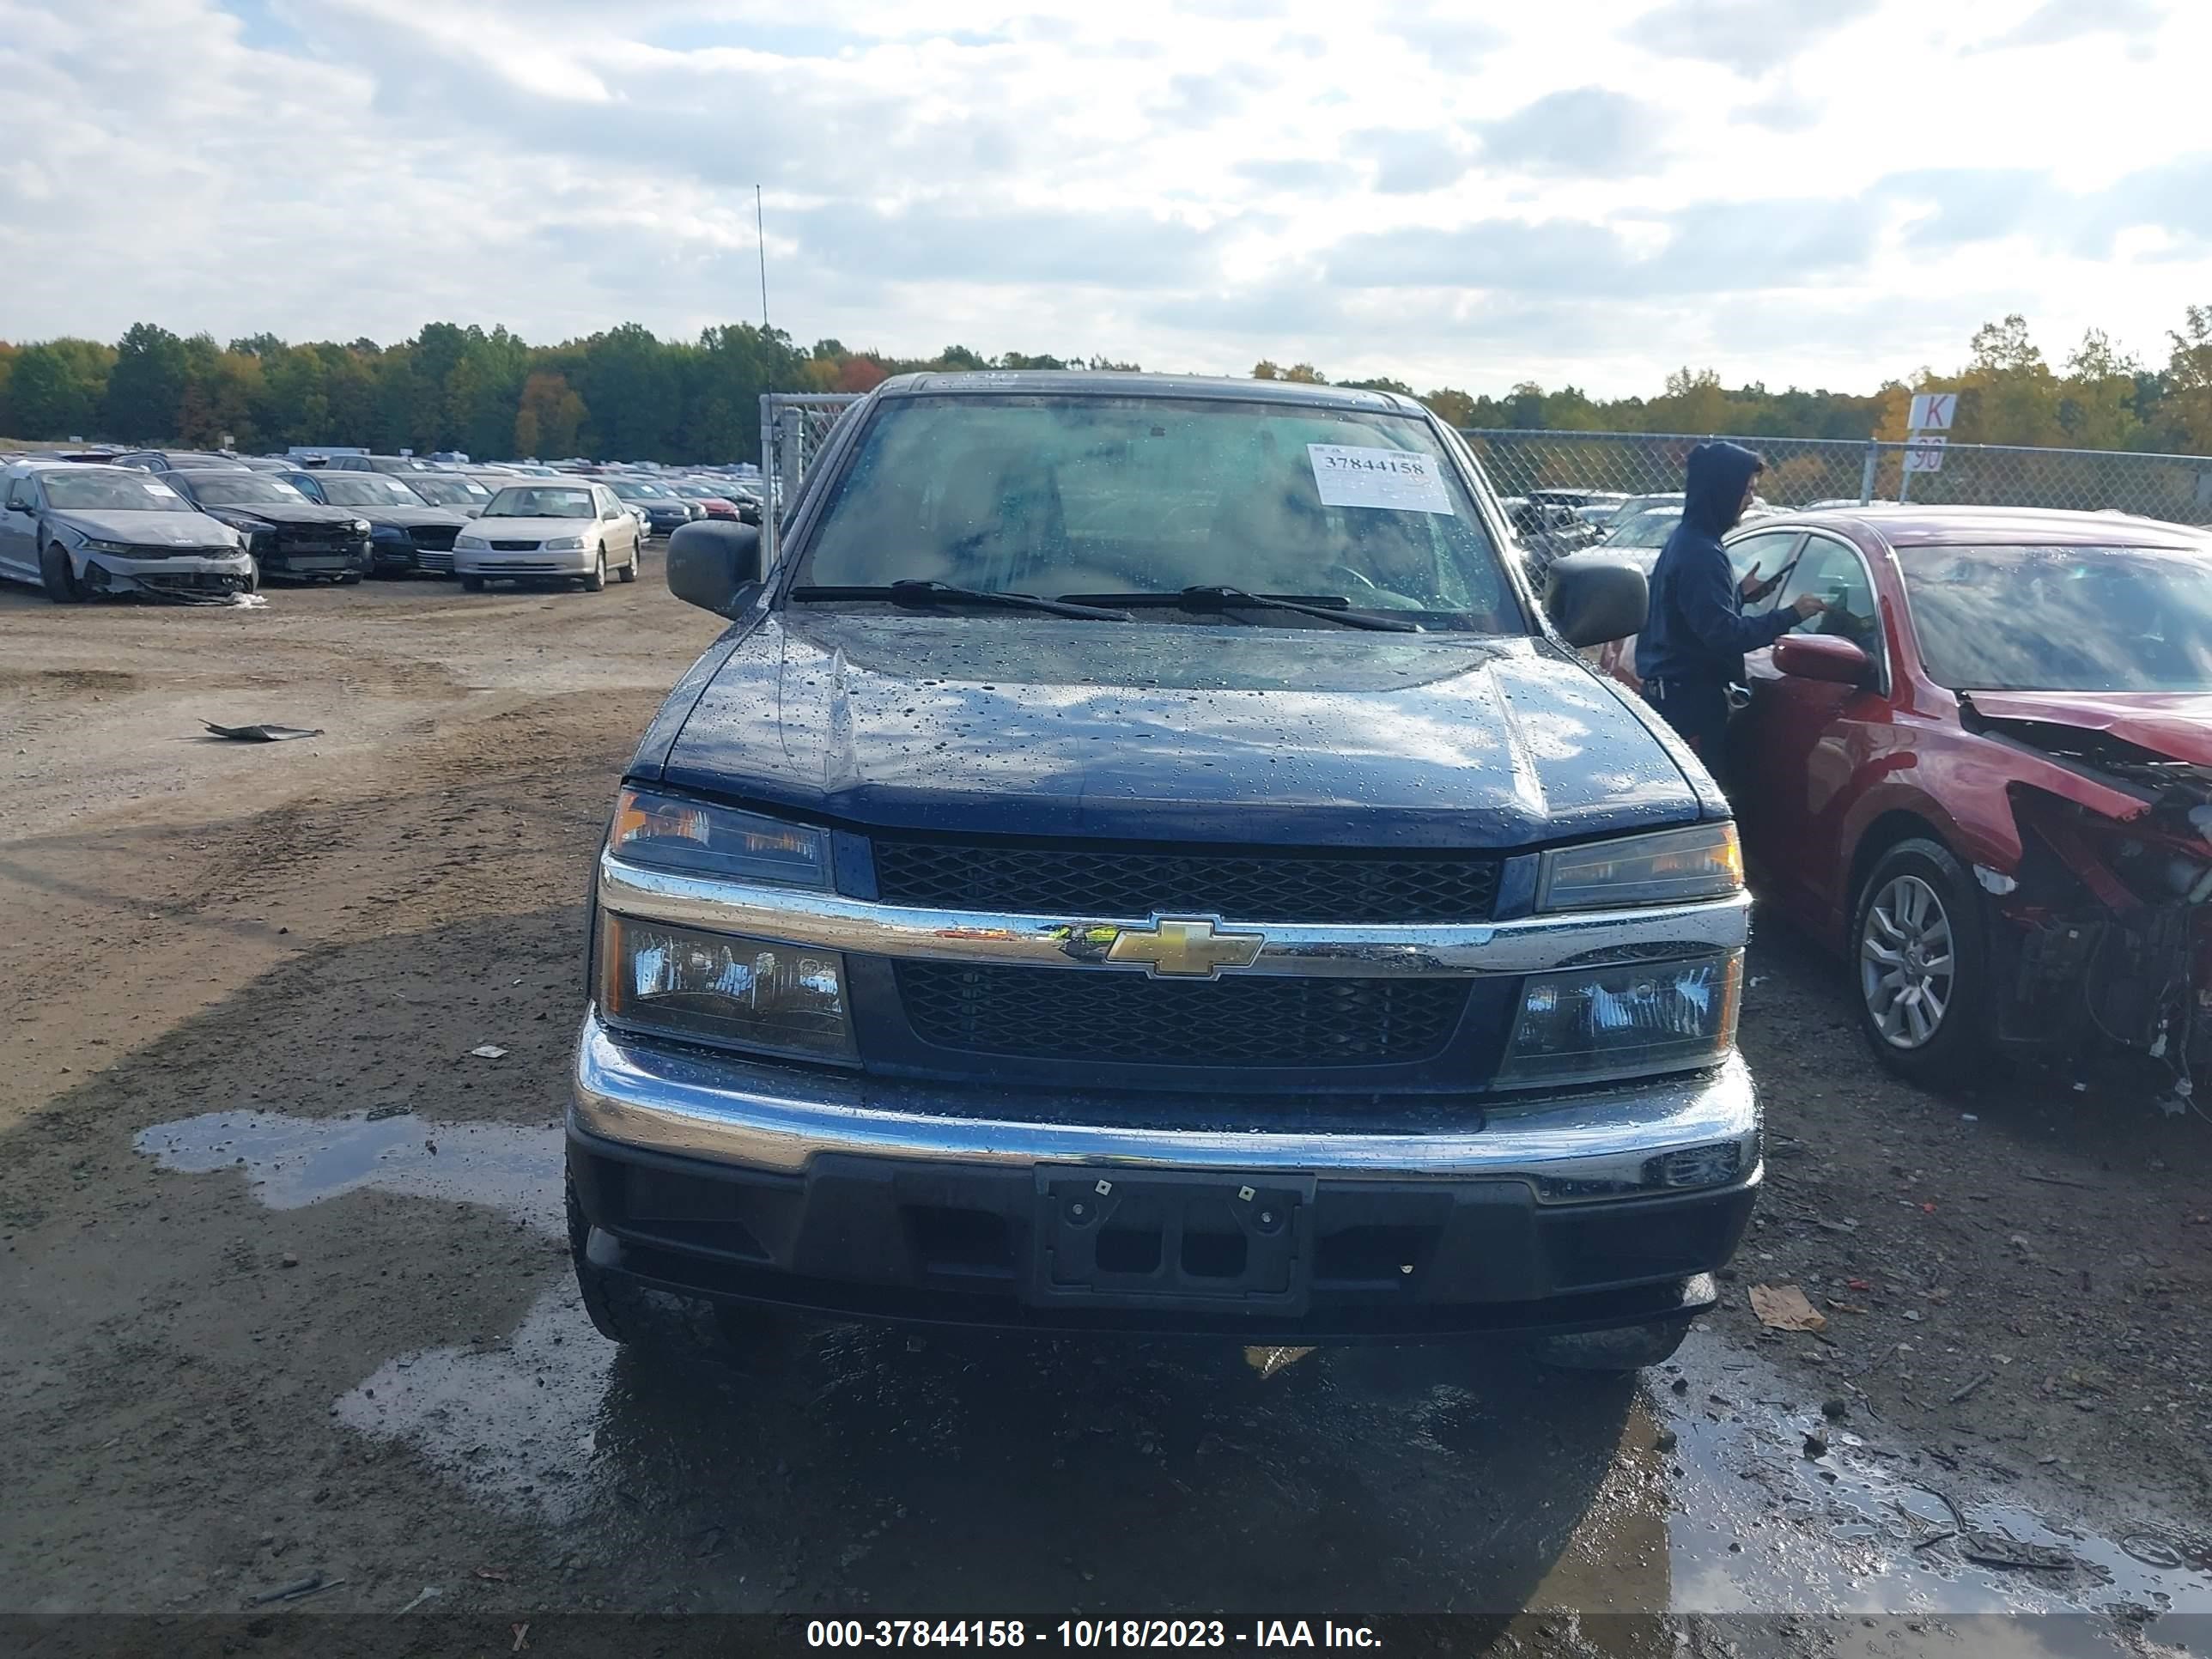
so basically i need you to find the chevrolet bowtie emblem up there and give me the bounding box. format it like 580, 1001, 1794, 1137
1105, 917, 1265, 979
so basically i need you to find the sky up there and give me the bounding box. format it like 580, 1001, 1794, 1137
0, 0, 2205, 397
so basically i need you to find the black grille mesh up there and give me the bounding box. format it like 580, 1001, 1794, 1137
872, 842, 1500, 924
896, 963, 1468, 1067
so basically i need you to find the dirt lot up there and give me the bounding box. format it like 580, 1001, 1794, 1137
3, 564, 2209, 1653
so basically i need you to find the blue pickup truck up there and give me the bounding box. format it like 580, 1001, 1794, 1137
567, 372, 1759, 1370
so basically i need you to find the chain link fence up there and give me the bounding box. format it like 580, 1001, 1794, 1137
1463, 428, 2212, 525
760, 392, 865, 568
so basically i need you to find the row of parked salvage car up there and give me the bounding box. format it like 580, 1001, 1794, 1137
1556, 501, 2212, 1091
0, 447, 765, 604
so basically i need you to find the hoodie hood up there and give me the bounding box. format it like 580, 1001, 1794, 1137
1681, 441, 1765, 537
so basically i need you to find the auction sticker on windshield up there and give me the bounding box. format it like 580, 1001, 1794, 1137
1307, 445, 1454, 514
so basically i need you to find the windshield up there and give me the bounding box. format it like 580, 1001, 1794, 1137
1905, 545, 2212, 692
41, 471, 197, 512
484, 486, 594, 519
793, 395, 1520, 629
410, 477, 490, 505
1603, 507, 1682, 549
611, 480, 669, 499
313, 474, 426, 507
185, 475, 309, 506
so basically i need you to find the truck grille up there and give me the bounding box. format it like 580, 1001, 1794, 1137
896, 963, 1468, 1067
872, 842, 1501, 925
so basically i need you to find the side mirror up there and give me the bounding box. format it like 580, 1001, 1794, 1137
7, 501, 33, 514
1544, 552, 1649, 649
667, 519, 764, 617
1772, 633, 1871, 686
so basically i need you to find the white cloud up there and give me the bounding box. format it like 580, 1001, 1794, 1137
0, 0, 2196, 396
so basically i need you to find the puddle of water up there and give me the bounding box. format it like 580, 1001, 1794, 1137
1655, 1329, 2212, 1632
133, 1105, 2212, 1629
135, 1109, 558, 1230
335, 1283, 616, 1528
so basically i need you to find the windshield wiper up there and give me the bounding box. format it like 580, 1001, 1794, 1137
1058, 586, 1420, 633
789, 580, 1131, 621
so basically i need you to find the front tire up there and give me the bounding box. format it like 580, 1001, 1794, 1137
582, 547, 606, 592
617, 543, 639, 583
568, 1171, 643, 1345
1853, 837, 1987, 1085
40, 542, 83, 604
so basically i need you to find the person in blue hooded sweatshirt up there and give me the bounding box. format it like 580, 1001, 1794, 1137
1634, 441, 1824, 770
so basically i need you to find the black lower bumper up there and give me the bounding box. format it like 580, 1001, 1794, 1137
567, 1127, 1753, 1341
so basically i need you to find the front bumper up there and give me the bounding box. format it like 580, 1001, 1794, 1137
454, 544, 598, 578
81, 551, 254, 597
568, 1016, 1760, 1339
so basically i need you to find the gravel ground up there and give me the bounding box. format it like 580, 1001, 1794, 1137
2, 564, 2207, 1655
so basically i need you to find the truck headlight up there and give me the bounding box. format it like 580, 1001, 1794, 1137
608, 787, 830, 887
1498, 951, 1740, 1088
600, 915, 855, 1060
1537, 823, 1742, 912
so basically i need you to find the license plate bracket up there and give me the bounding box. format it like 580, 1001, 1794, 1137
1028, 1168, 1316, 1310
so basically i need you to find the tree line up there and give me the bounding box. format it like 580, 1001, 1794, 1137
2, 309, 2209, 461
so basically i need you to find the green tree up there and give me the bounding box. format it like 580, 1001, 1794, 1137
1650, 368, 1727, 434
8, 338, 114, 437
2164, 305, 2212, 453
1958, 313, 2060, 445
2057, 330, 2144, 451
258, 344, 331, 447
1420, 387, 1477, 427
576, 323, 679, 459
514, 371, 586, 459
103, 322, 192, 441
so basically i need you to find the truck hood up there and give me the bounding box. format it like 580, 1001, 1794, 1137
655, 613, 1705, 848
1962, 690, 2212, 768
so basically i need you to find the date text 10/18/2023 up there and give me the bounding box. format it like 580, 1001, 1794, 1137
806, 1621, 1383, 1650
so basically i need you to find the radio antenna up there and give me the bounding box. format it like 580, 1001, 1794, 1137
756, 185, 770, 335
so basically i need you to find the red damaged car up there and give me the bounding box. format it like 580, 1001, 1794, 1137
1593, 506, 2212, 1085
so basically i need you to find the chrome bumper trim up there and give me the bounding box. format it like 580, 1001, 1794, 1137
596, 854, 1751, 980
570, 1015, 1761, 1203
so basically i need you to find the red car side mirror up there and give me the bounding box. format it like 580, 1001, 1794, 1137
1772, 633, 1871, 686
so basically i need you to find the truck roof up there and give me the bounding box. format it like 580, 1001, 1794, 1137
878, 369, 1422, 414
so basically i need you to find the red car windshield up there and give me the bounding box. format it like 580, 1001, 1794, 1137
1904, 544, 2212, 693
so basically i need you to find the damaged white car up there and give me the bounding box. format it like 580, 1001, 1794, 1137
2, 461, 256, 604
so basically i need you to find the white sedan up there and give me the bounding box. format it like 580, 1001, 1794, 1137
453, 482, 642, 592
